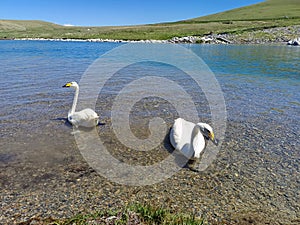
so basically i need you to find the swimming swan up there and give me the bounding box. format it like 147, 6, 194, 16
170, 118, 218, 159
62, 81, 99, 128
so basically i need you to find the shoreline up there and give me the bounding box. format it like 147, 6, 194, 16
1, 36, 295, 45
2, 25, 299, 45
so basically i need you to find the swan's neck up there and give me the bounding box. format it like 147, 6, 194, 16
191, 125, 206, 158
70, 86, 79, 115
191, 125, 201, 148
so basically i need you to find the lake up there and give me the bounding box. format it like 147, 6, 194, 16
0, 40, 299, 224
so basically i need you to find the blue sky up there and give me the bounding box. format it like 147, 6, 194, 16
1, 0, 264, 26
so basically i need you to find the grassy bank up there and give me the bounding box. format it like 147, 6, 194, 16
1, 0, 299, 41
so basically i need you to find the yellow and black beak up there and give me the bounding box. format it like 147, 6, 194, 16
209, 132, 219, 146
62, 82, 72, 88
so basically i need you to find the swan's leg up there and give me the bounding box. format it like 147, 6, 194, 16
187, 158, 200, 172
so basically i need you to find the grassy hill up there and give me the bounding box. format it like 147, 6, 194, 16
0, 0, 299, 40
190, 0, 300, 21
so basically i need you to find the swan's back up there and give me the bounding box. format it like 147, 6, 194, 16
68, 108, 99, 128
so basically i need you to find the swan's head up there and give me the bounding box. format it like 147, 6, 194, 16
62, 81, 78, 88
197, 123, 219, 146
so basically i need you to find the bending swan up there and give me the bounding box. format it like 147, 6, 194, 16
62, 81, 99, 128
170, 118, 218, 159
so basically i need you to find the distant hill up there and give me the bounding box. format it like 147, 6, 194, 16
0, 20, 65, 39
0, 0, 299, 40
0, 20, 61, 30
189, 0, 300, 22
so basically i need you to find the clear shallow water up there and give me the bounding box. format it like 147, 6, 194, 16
0, 41, 120, 166
0, 41, 299, 223
190, 45, 300, 123
0, 40, 299, 175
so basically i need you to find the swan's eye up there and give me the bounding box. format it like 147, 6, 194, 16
201, 128, 210, 139
204, 128, 210, 133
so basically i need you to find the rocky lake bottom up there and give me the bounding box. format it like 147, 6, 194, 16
0, 41, 299, 224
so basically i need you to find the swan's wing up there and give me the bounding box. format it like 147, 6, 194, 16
82, 108, 99, 119
169, 118, 182, 149
170, 118, 196, 158
69, 109, 99, 127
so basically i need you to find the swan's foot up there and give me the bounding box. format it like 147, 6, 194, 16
187, 158, 200, 172
71, 130, 81, 135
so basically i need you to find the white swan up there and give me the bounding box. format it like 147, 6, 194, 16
170, 118, 218, 159
62, 81, 99, 128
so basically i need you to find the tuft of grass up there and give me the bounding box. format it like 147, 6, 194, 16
43, 203, 207, 225
129, 204, 206, 225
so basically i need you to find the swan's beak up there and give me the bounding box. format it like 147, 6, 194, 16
62, 82, 71, 88
209, 132, 219, 146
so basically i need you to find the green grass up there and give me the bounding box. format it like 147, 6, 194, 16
36, 204, 207, 225
189, 0, 300, 22
0, 0, 299, 40
129, 204, 206, 225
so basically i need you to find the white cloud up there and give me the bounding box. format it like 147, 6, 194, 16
63, 24, 75, 27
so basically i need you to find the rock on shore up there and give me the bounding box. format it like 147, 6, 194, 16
170, 25, 300, 45
287, 37, 300, 46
